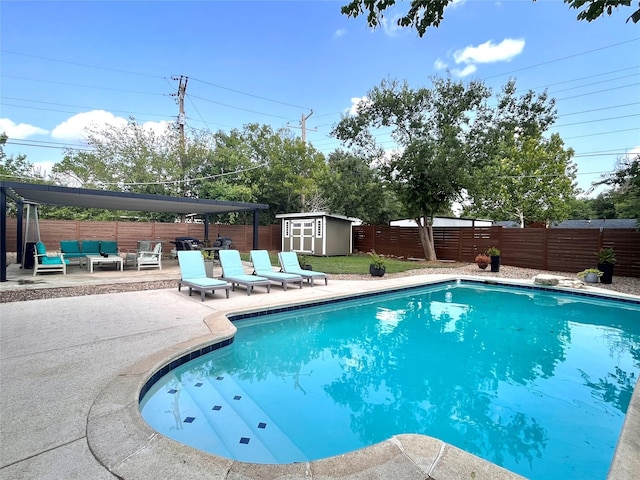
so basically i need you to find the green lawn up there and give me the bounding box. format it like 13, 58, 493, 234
240, 252, 468, 275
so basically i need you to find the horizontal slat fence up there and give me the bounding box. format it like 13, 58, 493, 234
4, 219, 282, 256
5, 219, 638, 278
353, 225, 639, 278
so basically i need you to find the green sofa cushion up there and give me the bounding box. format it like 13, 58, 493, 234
100, 241, 118, 255
41, 256, 69, 265
60, 240, 83, 257
35, 242, 47, 255
81, 240, 101, 256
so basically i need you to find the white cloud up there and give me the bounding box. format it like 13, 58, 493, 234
380, 16, 403, 37
348, 96, 371, 115
141, 120, 173, 137
51, 110, 128, 142
334, 28, 346, 38
50, 110, 171, 143
434, 59, 448, 70
453, 38, 525, 65
0, 119, 48, 138
452, 64, 477, 78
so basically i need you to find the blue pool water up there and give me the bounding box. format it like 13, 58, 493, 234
140, 282, 640, 479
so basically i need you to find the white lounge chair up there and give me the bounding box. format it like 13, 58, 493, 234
33, 241, 69, 276
219, 249, 271, 295
177, 251, 231, 301
278, 251, 328, 287
137, 242, 162, 270
250, 250, 303, 291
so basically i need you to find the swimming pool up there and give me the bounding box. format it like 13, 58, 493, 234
140, 281, 640, 480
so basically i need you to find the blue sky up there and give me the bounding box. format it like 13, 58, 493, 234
1, 1, 638, 198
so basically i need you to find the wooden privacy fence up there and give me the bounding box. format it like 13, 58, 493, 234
353, 225, 640, 278
4, 219, 282, 255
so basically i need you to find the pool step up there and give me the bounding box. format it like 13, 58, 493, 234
179, 375, 305, 463
180, 380, 277, 462
205, 374, 306, 463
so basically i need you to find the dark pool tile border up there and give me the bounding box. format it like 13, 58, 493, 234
140, 279, 639, 402
138, 337, 233, 401
228, 279, 640, 323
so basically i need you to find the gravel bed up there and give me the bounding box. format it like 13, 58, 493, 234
1, 263, 637, 303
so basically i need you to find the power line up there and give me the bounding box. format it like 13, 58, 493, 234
0, 74, 166, 96
0, 49, 163, 79
187, 94, 292, 121
482, 38, 640, 80
1, 97, 173, 119
550, 113, 640, 128
189, 77, 310, 111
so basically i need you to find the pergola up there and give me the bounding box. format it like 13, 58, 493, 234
0, 181, 269, 282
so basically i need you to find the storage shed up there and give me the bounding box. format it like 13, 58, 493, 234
275, 212, 354, 256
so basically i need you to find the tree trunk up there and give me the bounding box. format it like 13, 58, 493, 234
416, 217, 437, 261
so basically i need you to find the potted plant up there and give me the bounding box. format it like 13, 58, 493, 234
298, 253, 312, 270
486, 246, 501, 272
578, 268, 603, 284
202, 250, 216, 278
475, 253, 490, 270
597, 247, 616, 284
368, 250, 387, 277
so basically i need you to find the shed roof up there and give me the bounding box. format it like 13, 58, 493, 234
275, 212, 356, 222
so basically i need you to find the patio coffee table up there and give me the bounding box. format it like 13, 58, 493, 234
85, 254, 124, 273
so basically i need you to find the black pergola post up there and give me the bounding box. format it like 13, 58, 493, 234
252, 209, 260, 249
0, 187, 6, 282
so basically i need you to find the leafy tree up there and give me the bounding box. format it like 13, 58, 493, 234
464, 81, 577, 227
465, 134, 577, 227
241, 124, 328, 225
189, 128, 257, 224
317, 150, 402, 224
52, 119, 184, 197
341, 0, 639, 38
0, 133, 46, 183
596, 154, 640, 220
566, 197, 596, 219
591, 191, 619, 219
332, 77, 491, 260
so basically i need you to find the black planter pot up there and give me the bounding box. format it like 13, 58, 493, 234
598, 262, 614, 284
369, 265, 386, 277
490, 255, 500, 272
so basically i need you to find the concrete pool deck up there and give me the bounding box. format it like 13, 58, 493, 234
1, 261, 639, 479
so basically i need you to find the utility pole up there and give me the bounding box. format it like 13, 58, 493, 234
300, 109, 314, 143
288, 110, 316, 143
171, 76, 189, 215
172, 76, 189, 152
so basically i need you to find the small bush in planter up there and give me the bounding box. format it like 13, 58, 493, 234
597, 247, 616, 284
475, 254, 490, 269
485, 247, 501, 272
368, 250, 387, 277
297, 253, 312, 270
577, 268, 603, 283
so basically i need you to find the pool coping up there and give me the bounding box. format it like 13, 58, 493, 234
86, 275, 640, 480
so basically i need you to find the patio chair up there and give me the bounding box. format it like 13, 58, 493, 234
100, 240, 119, 256
250, 250, 303, 291
219, 249, 271, 296
81, 240, 101, 257
59, 240, 84, 265
278, 251, 328, 287
177, 251, 231, 301
137, 242, 163, 270
33, 241, 69, 276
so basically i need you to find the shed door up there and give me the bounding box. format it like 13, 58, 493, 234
289, 219, 315, 253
